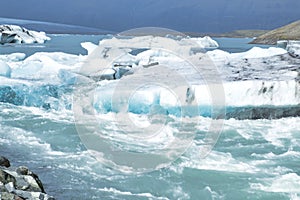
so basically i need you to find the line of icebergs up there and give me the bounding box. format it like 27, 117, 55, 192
0, 35, 299, 119
0, 25, 50, 44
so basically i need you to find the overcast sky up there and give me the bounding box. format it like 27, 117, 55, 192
1, 0, 300, 33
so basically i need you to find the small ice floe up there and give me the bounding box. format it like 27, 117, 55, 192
0, 24, 50, 44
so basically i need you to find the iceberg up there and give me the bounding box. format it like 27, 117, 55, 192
0, 53, 26, 62
0, 24, 50, 44
11, 52, 83, 82
207, 47, 287, 62
285, 40, 300, 58
90, 79, 300, 119
81, 42, 98, 55
188, 36, 219, 49
206, 47, 299, 81
0, 61, 11, 77
0, 35, 298, 119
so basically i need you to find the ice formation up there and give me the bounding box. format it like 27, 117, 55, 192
0, 24, 50, 44
0, 60, 11, 77
0, 36, 299, 119
286, 40, 300, 58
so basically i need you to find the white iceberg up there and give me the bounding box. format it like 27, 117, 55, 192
0, 24, 50, 44
0, 35, 298, 119
189, 36, 219, 48
206, 47, 291, 81
207, 47, 287, 63
0, 61, 11, 77
233, 47, 287, 59
0, 53, 26, 62
286, 40, 300, 58
10, 52, 83, 83
81, 42, 98, 55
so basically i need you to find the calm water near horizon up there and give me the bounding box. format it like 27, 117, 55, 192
0, 35, 273, 57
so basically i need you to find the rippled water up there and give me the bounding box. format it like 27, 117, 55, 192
1, 103, 300, 199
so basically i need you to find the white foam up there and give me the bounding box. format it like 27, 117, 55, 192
174, 145, 256, 174
251, 173, 300, 193
98, 187, 169, 200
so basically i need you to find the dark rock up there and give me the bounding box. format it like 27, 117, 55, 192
0, 156, 54, 199
16, 166, 29, 175
0, 169, 16, 185
14, 190, 54, 200
14, 195, 25, 200
0, 192, 15, 200
0, 182, 7, 192
0, 156, 10, 168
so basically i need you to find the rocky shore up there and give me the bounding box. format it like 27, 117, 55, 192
250, 20, 300, 45
0, 156, 54, 200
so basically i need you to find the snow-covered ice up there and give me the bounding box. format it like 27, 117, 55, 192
0, 35, 299, 119
286, 40, 300, 58
0, 24, 50, 44
0, 60, 11, 77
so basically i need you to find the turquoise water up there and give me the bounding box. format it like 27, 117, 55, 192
0, 35, 299, 200
0, 35, 271, 57
213, 37, 272, 53
1, 103, 299, 199
0, 34, 109, 56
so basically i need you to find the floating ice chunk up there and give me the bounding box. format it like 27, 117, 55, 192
11, 52, 83, 82
0, 53, 26, 62
234, 47, 287, 59
136, 49, 174, 66
0, 24, 50, 44
206, 49, 231, 65
0, 61, 11, 77
208, 47, 287, 62
286, 40, 300, 58
197, 80, 300, 106
81, 42, 98, 55
113, 53, 137, 66
189, 36, 219, 48
251, 173, 300, 193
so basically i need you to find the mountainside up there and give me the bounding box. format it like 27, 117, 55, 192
251, 20, 300, 44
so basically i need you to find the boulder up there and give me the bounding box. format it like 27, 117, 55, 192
16, 166, 29, 175
0, 192, 17, 200
0, 169, 16, 185
0, 156, 54, 199
0, 156, 10, 168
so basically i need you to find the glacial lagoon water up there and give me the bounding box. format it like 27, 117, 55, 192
1, 35, 300, 200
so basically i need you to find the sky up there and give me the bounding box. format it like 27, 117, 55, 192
1, 0, 300, 33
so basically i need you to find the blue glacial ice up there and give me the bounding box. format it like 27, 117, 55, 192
0, 35, 299, 119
